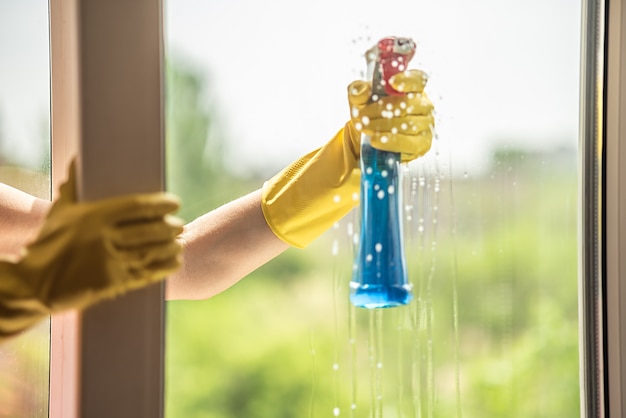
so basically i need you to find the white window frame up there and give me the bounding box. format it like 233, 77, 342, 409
48, 0, 166, 416
40, 0, 626, 417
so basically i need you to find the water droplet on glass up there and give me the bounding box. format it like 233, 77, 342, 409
361, 115, 370, 126
366, 254, 373, 262
331, 240, 339, 256
377, 190, 385, 199
351, 106, 360, 117
333, 195, 341, 203
400, 123, 408, 130
332, 363, 339, 371
391, 127, 398, 134
381, 170, 388, 177
333, 407, 340, 417
366, 167, 373, 175
388, 185, 395, 194
355, 122, 363, 130
380, 136, 389, 144
375, 243, 382, 252
352, 192, 359, 201
377, 362, 383, 369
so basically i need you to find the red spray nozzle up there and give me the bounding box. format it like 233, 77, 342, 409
366, 36, 416, 97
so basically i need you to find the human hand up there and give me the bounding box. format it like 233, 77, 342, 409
0, 162, 183, 339
261, 67, 435, 249
345, 69, 435, 162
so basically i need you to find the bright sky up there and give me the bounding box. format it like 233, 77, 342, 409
163, 0, 581, 175
0, 0, 581, 175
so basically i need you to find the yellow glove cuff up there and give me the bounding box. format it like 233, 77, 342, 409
262, 125, 361, 248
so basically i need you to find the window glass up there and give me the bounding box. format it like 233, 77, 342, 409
164, 1, 581, 416
0, 1, 51, 417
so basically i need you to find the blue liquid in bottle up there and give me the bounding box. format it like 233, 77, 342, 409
350, 137, 412, 309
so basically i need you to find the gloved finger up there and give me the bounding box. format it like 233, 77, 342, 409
94, 192, 181, 225
370, 131, 433, 162
108, 214, 184, 248
360, 114, 435, 136
388, 69, 428, 94
347, 80, 372, 107
126, 251, 183, 284
355, 93, 434, 120
114, 240, 182, 269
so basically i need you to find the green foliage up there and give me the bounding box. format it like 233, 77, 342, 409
164, 57, 580, 417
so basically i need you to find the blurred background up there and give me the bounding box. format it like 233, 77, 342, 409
0, 0, 580, 417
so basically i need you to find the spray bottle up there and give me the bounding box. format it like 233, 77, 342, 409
350, 37, 416, 309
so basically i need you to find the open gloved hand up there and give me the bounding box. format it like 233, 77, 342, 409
0, 163, 184, 341
262, 69, 435, 248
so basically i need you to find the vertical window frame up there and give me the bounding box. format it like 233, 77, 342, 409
603, 0, 626, 416
581, 0, 626, 416
48, 0, 166, 417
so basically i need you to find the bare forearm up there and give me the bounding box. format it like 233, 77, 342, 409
165, 189, 289, 300
0, 183, 50, 259
1, 182, 288, 300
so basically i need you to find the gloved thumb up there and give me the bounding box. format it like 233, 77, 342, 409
348, 80, 372, 106
55, 160, 79, 209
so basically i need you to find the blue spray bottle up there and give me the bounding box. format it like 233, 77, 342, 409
350, 37, 416, 309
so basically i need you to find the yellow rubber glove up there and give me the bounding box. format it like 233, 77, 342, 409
262, 69, 435, 248
0, 163, 184, 341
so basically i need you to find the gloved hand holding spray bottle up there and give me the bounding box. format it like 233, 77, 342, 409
350, 37, 425, 309
261, 37, 433, 304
